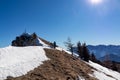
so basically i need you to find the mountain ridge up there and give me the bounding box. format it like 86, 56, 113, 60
87, 45, 120, 62
0, 32, 119, 80
99, 53, 120, 62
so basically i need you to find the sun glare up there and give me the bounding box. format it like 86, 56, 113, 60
90, 0, 103, 5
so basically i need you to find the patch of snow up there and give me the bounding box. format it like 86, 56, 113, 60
55, 47, 71, 54
0, 46, 48, 80
88, 61, 120, 80
38, 38, 49, 47
78, 76, 85, 80
56, 47, 79, 57
62, 48, 72, 54
56, 47, 63, 51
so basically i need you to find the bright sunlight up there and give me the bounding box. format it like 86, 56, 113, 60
90, 0, 103, 5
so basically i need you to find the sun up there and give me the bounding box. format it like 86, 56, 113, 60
90, 0, 103, 5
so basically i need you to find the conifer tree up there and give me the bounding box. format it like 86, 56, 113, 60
77, 41, 83, 59
82, 43, 90, 62
32, 32, 37, 39
64, 37, 74, 55
111, 61, 118, 71
90, 53, 97, 62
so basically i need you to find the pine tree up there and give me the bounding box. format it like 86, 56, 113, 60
103, 53, 112, 69
32, 32, 37, 39
77, 41, 83, 59
111, 61, 118, 71
64, 37, 74, 55
82, 43, 90, 62
90, 53, 97, 62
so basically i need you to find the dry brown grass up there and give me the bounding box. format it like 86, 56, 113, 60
6, 48, 97, 80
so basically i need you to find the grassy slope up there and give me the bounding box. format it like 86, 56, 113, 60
7, 48, 97, 80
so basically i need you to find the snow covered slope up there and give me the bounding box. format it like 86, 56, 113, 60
0, 44, 48, 79
55, 47, 120, 80
0, 35, 120, 80
88, 61, 120, 80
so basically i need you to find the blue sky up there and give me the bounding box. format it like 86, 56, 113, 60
0, 0, 120, 47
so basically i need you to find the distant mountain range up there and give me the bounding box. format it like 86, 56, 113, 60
87, 45, 120, 62
99, 54, 120, 62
